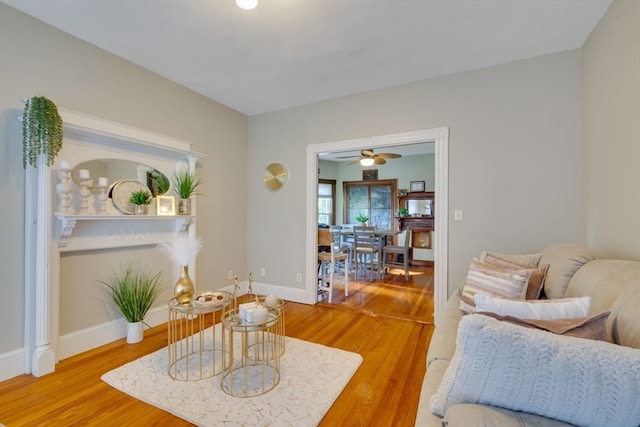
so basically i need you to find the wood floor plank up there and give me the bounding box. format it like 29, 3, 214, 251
0, 269, 434, 426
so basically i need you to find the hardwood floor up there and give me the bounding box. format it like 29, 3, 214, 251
319, 266, 435, 324
0, 269, 435, 427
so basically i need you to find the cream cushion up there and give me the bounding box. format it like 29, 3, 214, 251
473, 294, 591, 320
480, 251, 541, 269
477, 256, 548, 300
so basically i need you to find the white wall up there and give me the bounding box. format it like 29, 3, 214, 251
247, 51, 583, 296
581, 0, 640, 260
0, 4, 247, 364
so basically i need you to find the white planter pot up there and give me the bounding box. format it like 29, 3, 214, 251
127, 321, 143, 344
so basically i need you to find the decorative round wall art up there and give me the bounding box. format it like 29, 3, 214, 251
263, 162, 288, 191
110, 180, 149, 214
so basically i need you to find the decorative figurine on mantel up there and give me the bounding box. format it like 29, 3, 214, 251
157, 232, 203, 304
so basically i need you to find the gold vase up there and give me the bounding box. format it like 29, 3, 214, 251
177, 198, 191, 215
134, 204, 148, 215
174, 265, 194, 304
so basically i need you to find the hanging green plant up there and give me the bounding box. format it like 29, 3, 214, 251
22, 96, 63, 169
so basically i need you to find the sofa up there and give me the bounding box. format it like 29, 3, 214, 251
415, 243, 640, 427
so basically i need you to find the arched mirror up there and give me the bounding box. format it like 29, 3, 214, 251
72, 159, 170, 196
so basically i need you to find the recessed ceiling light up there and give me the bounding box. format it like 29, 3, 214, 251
236, 0, 258, 10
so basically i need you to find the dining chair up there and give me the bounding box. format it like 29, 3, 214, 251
382, 226, 412, 280
317, 228, 349, 302
353, 226, 382, 282
331, 225, 353, 273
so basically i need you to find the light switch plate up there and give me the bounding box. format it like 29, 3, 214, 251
454, 209, 463, 221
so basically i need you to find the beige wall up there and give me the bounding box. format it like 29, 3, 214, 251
0, 4, 247, 354
581, 0, 640, 260
247, 51, 583, 295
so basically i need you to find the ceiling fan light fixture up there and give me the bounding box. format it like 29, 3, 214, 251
236, 0, 258, 10
360, 158, 375, 167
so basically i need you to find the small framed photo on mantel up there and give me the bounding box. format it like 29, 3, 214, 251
410, 180, 425, 192
156, 195, 176, 216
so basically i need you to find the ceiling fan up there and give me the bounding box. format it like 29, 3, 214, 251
338, 149, 402, 166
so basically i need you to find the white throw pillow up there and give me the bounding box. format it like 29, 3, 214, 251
474, 294, 591, 320
430, 314, 640, 427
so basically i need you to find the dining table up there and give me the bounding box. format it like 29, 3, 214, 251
339, 228, 399, 246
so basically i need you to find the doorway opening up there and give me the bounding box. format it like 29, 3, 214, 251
305, 127, 449, 325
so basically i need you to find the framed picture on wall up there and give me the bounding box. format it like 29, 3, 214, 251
363, 169, 378, 181
410, 180, 425, 192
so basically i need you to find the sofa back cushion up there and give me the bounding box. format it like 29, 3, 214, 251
539, 244, 598, 298
565, 259, 640, 347
610, 283, 640, 349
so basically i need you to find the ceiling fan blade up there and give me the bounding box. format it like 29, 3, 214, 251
373, 157, 387, 165
377, 153, 401, 159
361, 149, 374, 157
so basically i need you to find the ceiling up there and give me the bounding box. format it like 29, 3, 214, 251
3, 0, 610, 117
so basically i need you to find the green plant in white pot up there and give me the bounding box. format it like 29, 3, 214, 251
22, 96, 63, 169
98, 265, 165, 343
173, 170, 203, 215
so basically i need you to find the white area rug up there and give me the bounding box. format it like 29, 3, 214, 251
101, 325, 363, 427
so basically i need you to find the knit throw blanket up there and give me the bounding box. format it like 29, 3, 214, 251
430, 314, 640, 427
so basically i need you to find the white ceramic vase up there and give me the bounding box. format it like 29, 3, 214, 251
127, 321, 143, 344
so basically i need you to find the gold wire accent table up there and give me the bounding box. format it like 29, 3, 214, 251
221, 300, 285, 397
167, 291, 232, 381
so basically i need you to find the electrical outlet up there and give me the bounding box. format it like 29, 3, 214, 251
260, 268, 266, 277
227, 270, 233, 280
296, 273, 302, 282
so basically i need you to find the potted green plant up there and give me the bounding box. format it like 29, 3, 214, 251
22, 96, 63, 169
129, 189, 152, 215
354, 213, 369, 226
173, 170, 203, 215
397, 208, 409, 217
98, 264, 165, 343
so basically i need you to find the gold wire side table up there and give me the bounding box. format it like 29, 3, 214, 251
167, 291, 232, 381
220, 302, 285, 397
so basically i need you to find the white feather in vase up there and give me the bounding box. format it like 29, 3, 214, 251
157, 233, 203, 265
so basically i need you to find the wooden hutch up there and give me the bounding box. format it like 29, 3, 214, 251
396, 191, 434, 267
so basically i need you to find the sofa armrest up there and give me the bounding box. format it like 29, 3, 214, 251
427, 293, 462, 364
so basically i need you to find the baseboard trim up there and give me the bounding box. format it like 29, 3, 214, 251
1, 282, 305, 381
58, 306, 168, 360
0, 348, 26, 382
219, 280, 309, 304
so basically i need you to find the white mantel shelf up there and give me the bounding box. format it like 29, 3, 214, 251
23, 105, 206, 378
53, 213, 194, 251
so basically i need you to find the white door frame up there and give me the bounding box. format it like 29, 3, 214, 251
305, 127, 449, 325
